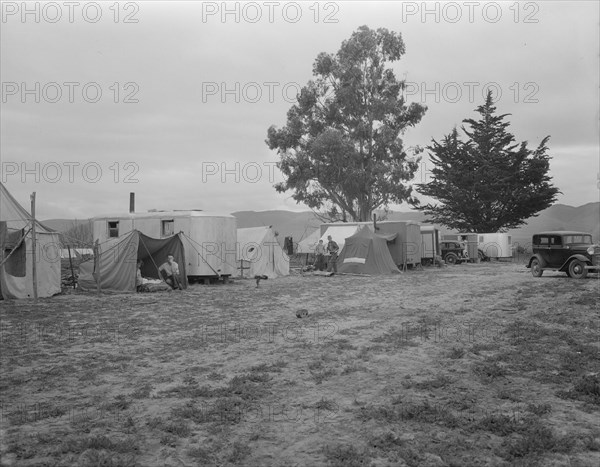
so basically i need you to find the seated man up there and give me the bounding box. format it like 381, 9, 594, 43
158, 254, 183, 290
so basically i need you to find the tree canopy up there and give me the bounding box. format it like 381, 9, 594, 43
266, 25, 426, 222
413, 91, 560, 232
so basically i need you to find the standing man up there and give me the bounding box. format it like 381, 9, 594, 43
326, 235, 339, 274
314, 239, 326, 271
159, 254, 183, 290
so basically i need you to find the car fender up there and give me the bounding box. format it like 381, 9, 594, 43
559, 254, 591, 272
527, 254, 546, 269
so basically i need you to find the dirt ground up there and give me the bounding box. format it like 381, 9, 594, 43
1, 261, 598, 466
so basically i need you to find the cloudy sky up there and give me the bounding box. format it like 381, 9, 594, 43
1, 1, 598, 220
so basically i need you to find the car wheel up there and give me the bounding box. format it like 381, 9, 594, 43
445, 253, 458, 265
530, 258, 543, 277
568, 259, 588, 279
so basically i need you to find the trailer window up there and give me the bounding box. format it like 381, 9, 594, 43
162, 220, 174, 237
108, 221, 119, 238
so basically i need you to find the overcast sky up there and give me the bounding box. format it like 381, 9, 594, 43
1, 1, 598, 220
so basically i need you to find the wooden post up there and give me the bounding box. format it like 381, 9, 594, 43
30, 192, 38, 302
94, 239, 101, 295
238, 260, 250, 278
67, 246, 76, 288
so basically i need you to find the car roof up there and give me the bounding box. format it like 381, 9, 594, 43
535, 231, 592, 236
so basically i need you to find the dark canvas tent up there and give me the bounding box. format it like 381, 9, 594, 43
79, 230, 187, 292
337, 226, 400, 275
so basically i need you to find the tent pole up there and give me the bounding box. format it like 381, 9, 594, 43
67, 246, 76, 288
94, 239, 101, 295
30, 192, 38, 302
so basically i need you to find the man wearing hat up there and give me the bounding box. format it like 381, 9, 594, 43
326, 235, 339, 274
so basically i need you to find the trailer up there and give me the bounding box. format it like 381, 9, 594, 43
320, 220, 422, 268
420, 225, 441, 263
92, 211, 237, 280
442, 232, 513, 260
476, 233, 513, 259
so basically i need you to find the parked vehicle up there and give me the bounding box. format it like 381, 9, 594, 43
526, 231, 600, 279
440, 241, 468, 265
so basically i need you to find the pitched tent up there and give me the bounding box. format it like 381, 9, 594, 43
318, 225, 361, 252
337, 226, 400, 275
237, 226, 289, 278
78, 230, 187, 292
297, 229, 321, 254
0, 183, 61, 299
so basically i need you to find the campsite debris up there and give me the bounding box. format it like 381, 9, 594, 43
296, 309, 309, 318
254, 274, 268, 287
312, 271, 334, 277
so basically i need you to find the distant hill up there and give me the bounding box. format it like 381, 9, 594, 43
232, 203, 600, 246
507, 202, 599, 247
43, 202, 599, 247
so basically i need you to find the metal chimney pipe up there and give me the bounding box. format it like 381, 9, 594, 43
129, 193, 135, 213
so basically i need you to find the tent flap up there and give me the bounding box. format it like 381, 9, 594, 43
337, 226, 400, 275
79, 230, 187, 292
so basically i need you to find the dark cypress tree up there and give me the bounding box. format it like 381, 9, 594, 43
414, 91, 560, 232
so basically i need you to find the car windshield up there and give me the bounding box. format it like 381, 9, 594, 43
562, 235, 592, 244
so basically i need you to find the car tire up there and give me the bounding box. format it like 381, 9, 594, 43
568, 259, 588, 279
530, 258, 543, 277
445, 253, 458, 265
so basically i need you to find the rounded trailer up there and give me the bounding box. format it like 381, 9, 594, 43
92, 211, 237, 282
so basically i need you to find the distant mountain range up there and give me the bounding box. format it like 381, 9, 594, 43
43, 202, 599, 247
231, 202, 599, 247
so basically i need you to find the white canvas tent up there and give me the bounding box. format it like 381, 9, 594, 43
0, 183, 61, 299
318, 225, 361, 252
237, 226, 289, 278
297, 229, 321, 254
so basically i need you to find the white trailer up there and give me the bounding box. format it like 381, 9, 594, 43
443, 232, 513, 260
92, 211, 237, 278
476, 233, 513, 259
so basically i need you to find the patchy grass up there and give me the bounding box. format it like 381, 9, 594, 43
404, 373, 453, 390
557, 374, 600, 405
323, 444, 372, 467
473, 359, 507, 381
2, 263, 599, 466
357, 398, 459, 428
371, 326, 421, 349
447, 346, 466, 359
